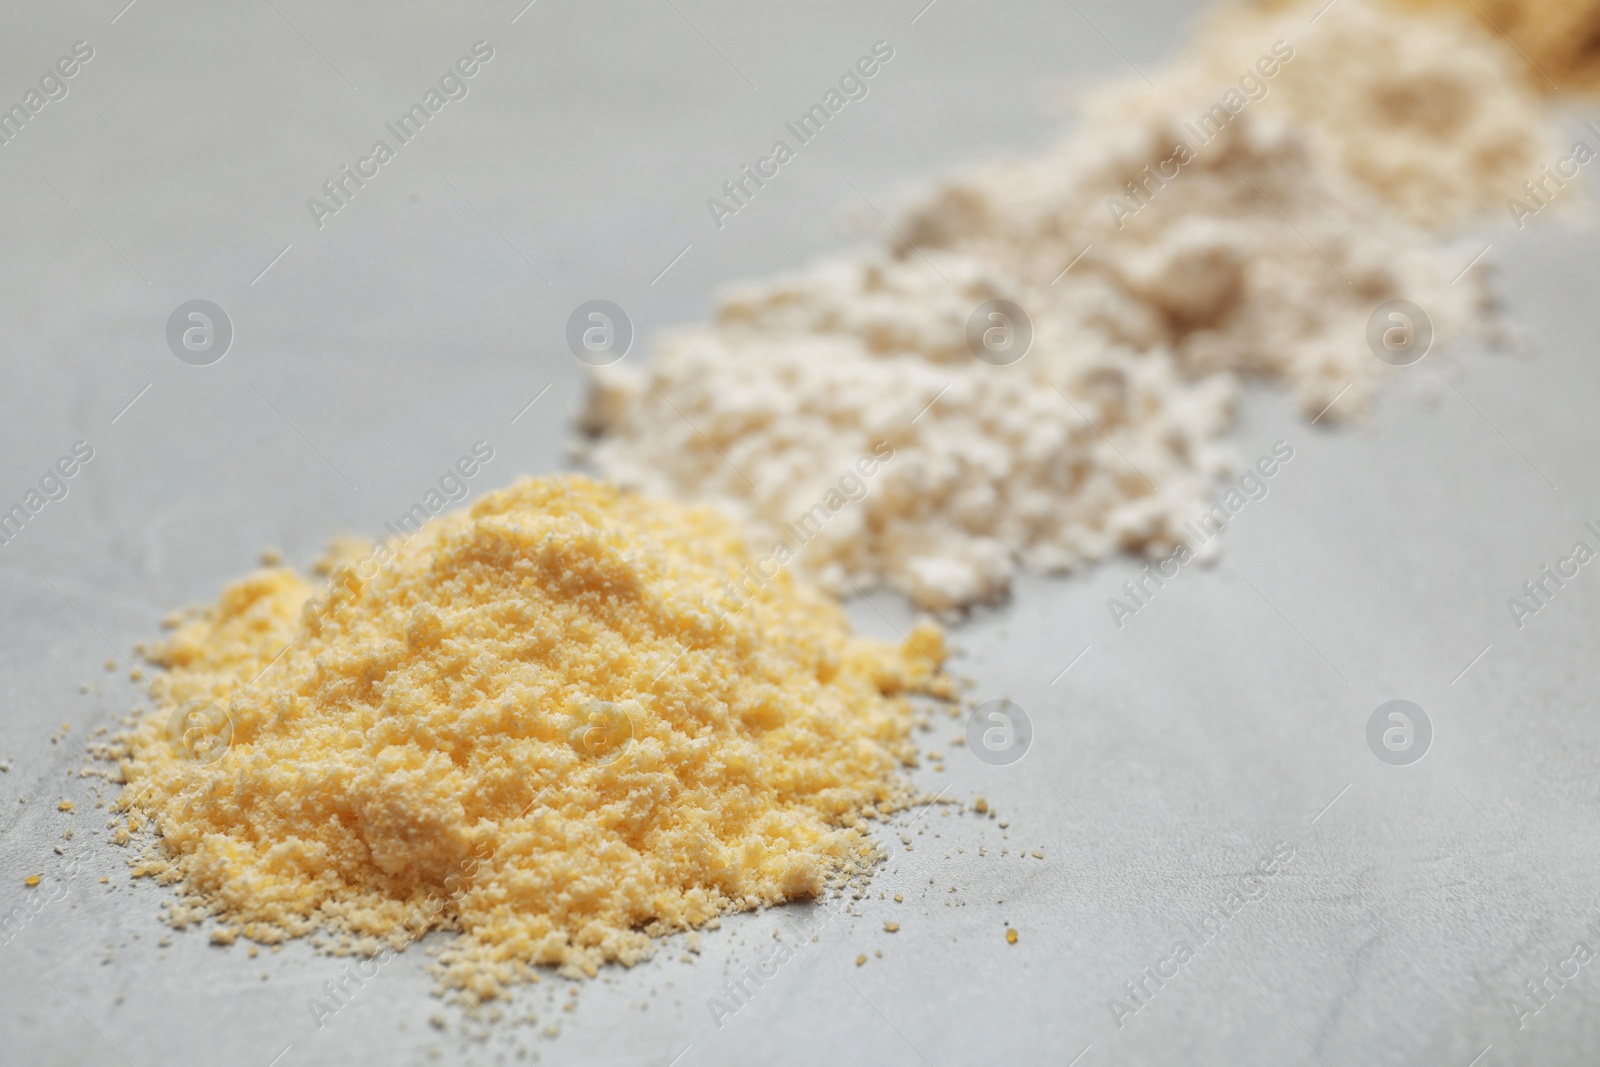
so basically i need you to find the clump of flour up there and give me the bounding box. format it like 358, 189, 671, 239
582, 0, 1547, 611
1383, 0, 1600, 97
586, 255, 1235, 610
1230, 0, 1552, 226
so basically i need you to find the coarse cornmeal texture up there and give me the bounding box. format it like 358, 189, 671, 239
113, 475, 950, 996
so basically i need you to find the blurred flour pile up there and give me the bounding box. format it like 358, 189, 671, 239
1388, 0, 1600, 95
581, 0, 1550, 611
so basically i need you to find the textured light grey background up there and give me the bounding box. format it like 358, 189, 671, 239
2, 1, 1598, 1064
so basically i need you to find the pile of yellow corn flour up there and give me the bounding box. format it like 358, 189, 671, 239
113, 475, 949, 995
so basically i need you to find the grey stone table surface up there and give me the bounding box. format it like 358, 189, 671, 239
2, 0, 1598, 1064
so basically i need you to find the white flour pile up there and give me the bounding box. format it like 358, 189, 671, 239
584, 257, 1235, 610
581, 0, 1548, 611
1228, 0, 1550, 227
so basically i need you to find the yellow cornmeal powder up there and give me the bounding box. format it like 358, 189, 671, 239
113, 474, 949, 996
